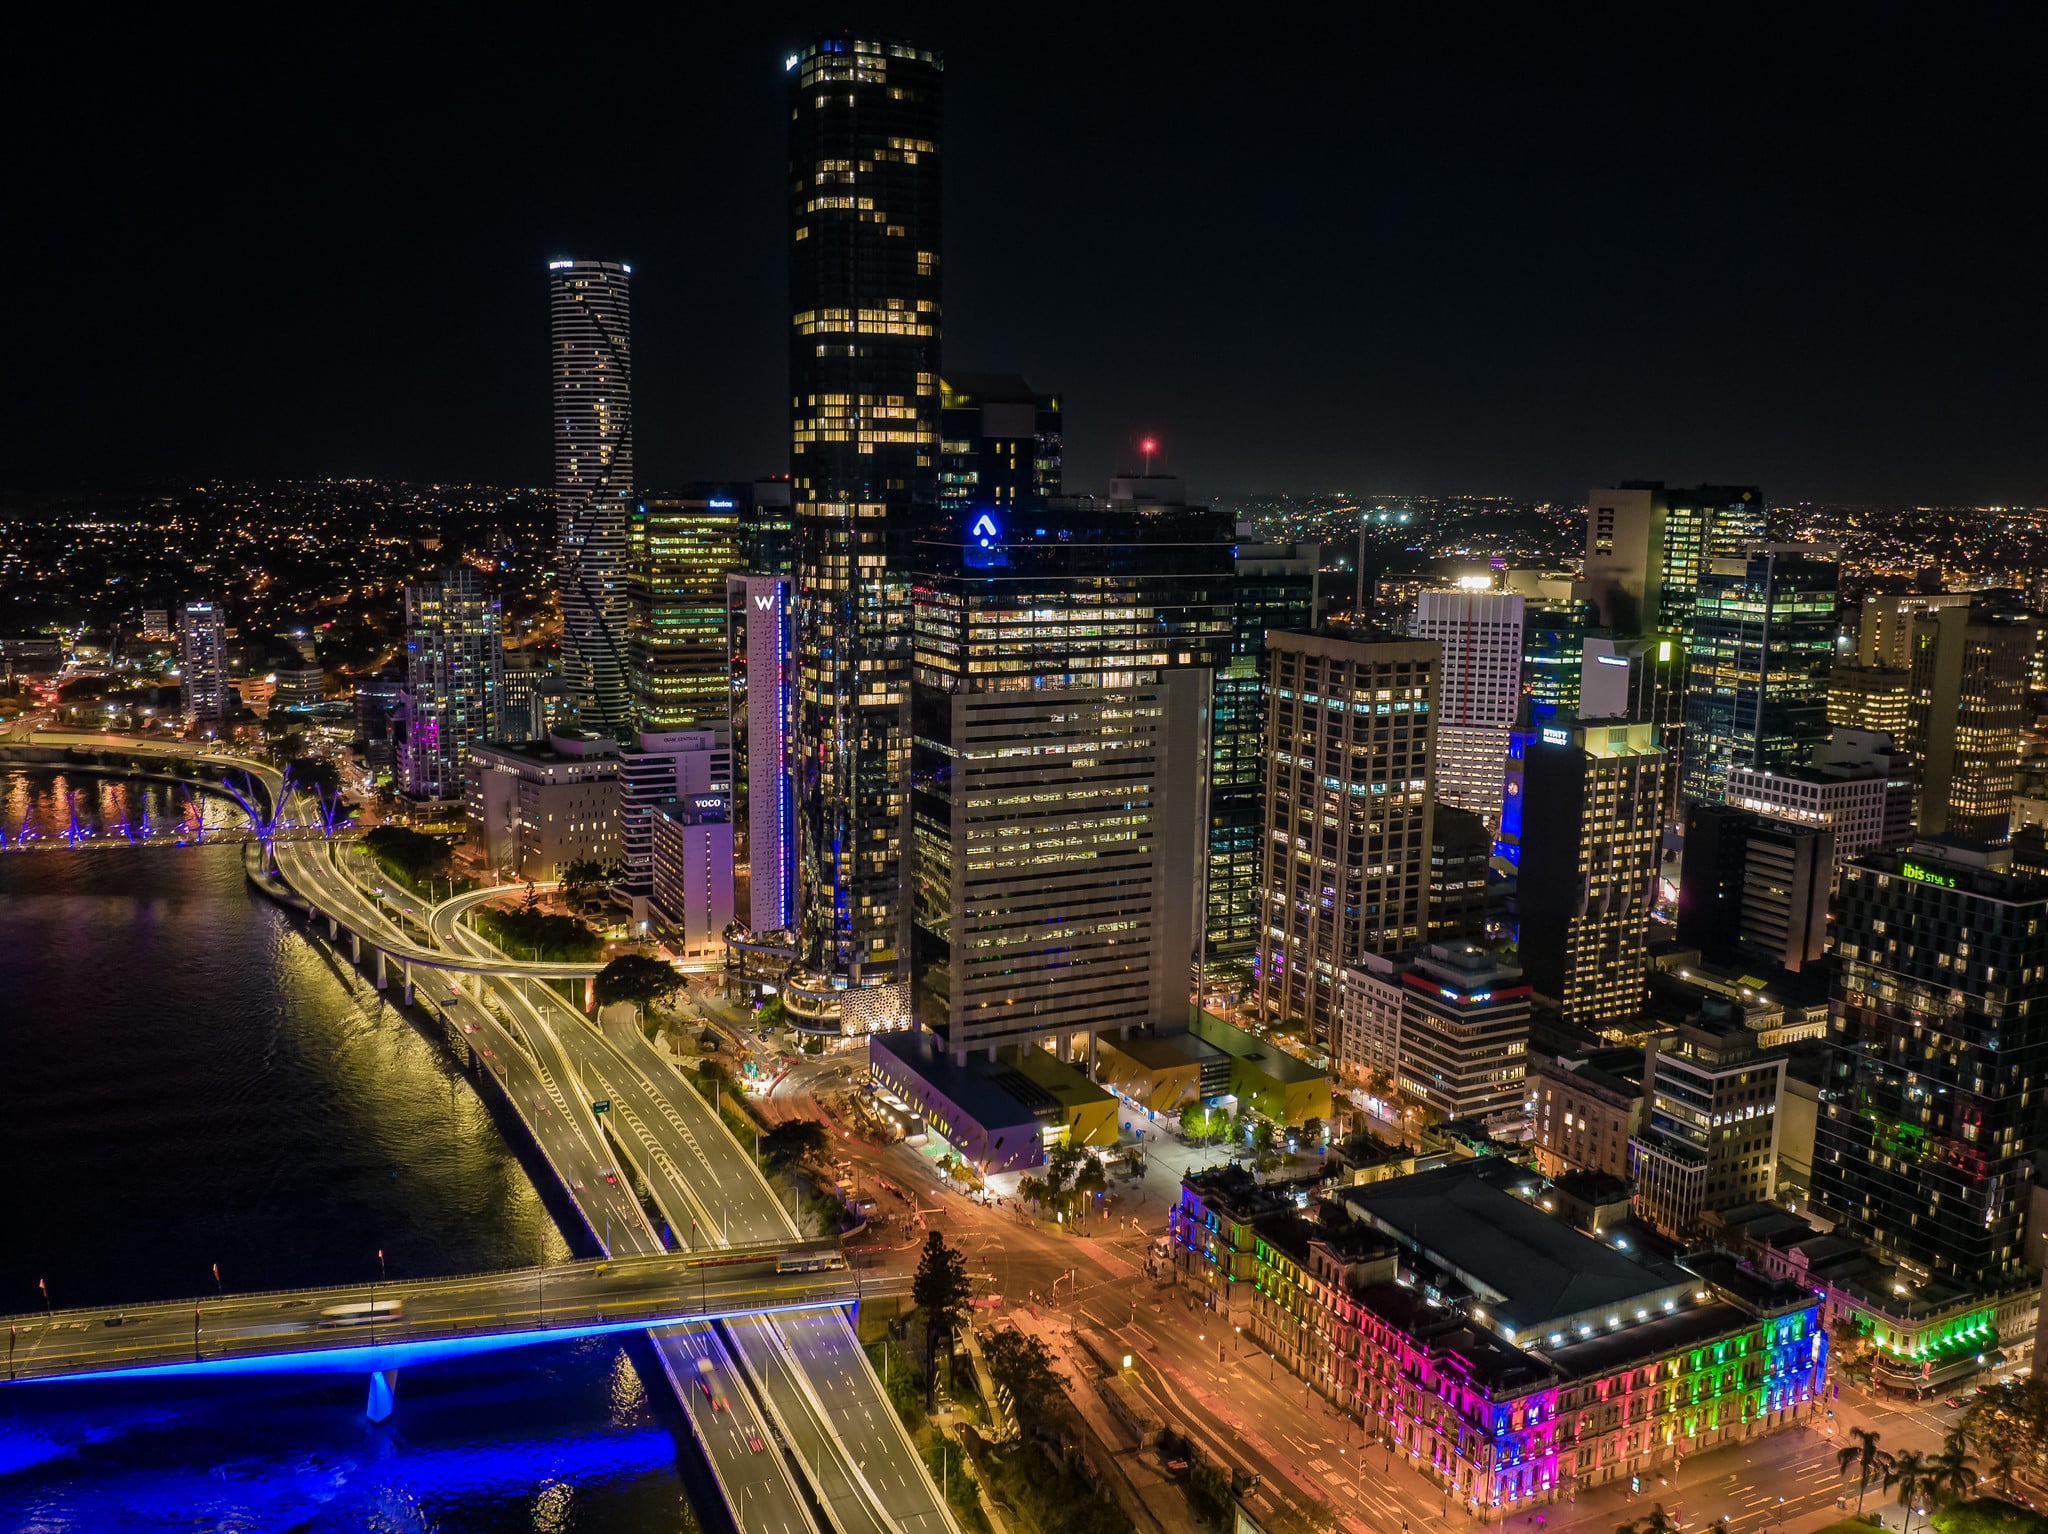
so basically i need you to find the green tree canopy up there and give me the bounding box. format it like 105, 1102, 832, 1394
981, 1328, 1065, 1434
595, 954, 685, 1015
361, 824, 451, 881
761, 1119, 830, 1170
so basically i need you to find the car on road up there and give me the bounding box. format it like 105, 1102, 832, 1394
1946, 1394, 1970, 1407
604, 1171, 619, 1185
745, 1427, 765, 1452
102, 1316, 126, 1328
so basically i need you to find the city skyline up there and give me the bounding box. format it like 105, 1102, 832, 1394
8, 14, 2048, 502
6, 16, 2048, 1534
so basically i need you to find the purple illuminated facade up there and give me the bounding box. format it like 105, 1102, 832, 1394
1170, 1163, 1826, 1514
729, 573, 795, 936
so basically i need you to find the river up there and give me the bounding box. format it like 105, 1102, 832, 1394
0, 773, 706, 1532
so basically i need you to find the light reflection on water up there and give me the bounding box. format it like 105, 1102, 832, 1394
0, 801, 707, 1531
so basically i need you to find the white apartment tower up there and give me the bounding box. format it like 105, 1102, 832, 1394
550, 258, 635, 742
179, 600, 229, 723
1410, 591, 1524, 825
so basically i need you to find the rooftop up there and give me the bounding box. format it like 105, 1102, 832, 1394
1187, 1012, 1327, 1084
1343, 1161, 1689, 1336
868, 1030, 1047, 1133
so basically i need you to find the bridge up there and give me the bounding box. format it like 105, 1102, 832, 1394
2, 1249, 894, 1389
12, 734, 965, 1534
0, 728, 283, 823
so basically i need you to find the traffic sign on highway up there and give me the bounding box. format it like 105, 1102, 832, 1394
592, 1099, 611, 1114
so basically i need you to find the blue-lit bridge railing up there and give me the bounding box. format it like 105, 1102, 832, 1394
2, 1249, 897, 1387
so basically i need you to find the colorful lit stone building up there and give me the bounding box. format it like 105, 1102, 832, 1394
1171, 1161, 1825, 1516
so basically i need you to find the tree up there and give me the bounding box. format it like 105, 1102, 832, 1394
756, 995, 787, 1031
981, 1328, 1065, 1434
560, 857, 609, 910
1839, 1427, 1890, 1516
1300, 1116, 1324, 1145
912, 1231, 971, 1407
594, 954, 684, 1018
520, 876, 539, 916
761, 1119, 829, 1170
1618, 1505, 1679, 1534
1885, 1449, 1933, 1534
1928, 1430, 1978, 1509
361, 824, 451, 883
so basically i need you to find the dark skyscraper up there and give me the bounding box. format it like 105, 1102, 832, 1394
1680, 546, 1838, 808
550, 258, 635, 741
1214, 536, 1319, 959
1815, 843, 2048, 1290
787, 38, 944, 995
937, 373, 1062, 516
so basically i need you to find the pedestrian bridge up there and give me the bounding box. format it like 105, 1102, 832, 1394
2, 1247, 888, 1387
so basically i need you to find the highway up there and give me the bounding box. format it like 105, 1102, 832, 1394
269, 819, 833, 1534
1, 1255, 898, 1382
415, 878, 962, 1534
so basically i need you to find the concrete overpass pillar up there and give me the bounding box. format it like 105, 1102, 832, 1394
584, 976, 595, 1013
351, 932, 362, 964
366, 1369, 398, 1423
403, 963, 414, 1006
328, 915, 339, 940
375, 950, 388, 989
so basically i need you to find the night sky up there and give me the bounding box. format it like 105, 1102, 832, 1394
10, 10, 2046, 503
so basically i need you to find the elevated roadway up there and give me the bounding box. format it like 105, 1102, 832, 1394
268, 806, 833, 1534
1, 1254, 898, 1384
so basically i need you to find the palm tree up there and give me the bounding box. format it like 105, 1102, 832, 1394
1839, 1427, 1888, 1515
1618, 1504, 1680, 1534
1885, 1449, 1932, 1534
1928, 1430, 1978, 1507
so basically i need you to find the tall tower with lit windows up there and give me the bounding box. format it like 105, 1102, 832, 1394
785, 37, 943, 998
550, 258, 635, 742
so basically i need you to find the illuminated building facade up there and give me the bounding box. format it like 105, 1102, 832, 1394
1171, 1162, 1825, 1513
1676, 804, 1832, 975
1908, 604, 2029, 841
1515, 717, 1668, 1029
1680, 548, 1838, 808
1628, 1012, 1786, 1239
1521, 597, 1592, 713
400, 566, 502, 804
616, 730, 730, 926
1723, 733, 1909, 880
465, 732, 620, 878
1859, 591, 1971, 668
629, 487, 748, 730
787, 36, 944, 991
1827, 663, 1912, 745
936, 373, 1060, 516
727, 574, 796, 937
1814, 842, 2048, 1290
1583, 482, 1766, 640
1530, 1050, 1644, 1180
549, 258, 635, 741
1338, 942, 1530, 1121
910, 496, 1224, 1060
178, 599, 229, 723
1256, 630, 1438, 1044
1214, 537, 1321, 959
1411, 591, 1524, 826
649, 796, 735, 961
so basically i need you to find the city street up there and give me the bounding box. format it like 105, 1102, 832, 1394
763, 1059, 1982, 1534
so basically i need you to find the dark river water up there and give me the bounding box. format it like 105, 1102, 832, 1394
0, 773, 706, 1532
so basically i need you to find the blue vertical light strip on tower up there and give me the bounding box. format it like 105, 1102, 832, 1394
776, 582, 796, 930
